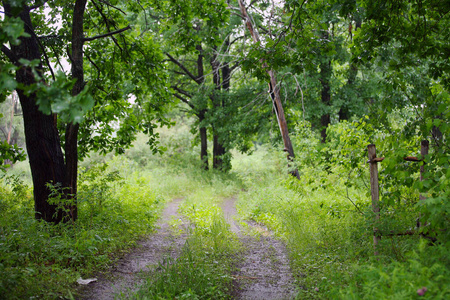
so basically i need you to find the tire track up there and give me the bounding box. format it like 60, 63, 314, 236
220, 197, 297, 300
77, 198, 188, 299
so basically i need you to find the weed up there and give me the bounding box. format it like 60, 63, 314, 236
132, 207, 238, 299
0, 162, 160, 299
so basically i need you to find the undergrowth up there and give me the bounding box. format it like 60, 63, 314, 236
132, 190, 239, 299
0, 162, 161, 299
235, 121, 449, 299
1, 114, 448, 299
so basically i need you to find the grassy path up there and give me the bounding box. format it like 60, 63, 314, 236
77, 198, 188, 299
221, 197, 297, 299
77, 195, 297, 299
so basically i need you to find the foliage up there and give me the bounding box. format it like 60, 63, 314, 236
336, 241, 450, 300
1, 0, 449, 298
133, 212, 237, 300
0, 139, 25, 171
0, 162, 161, 299
235, 118, 449, 299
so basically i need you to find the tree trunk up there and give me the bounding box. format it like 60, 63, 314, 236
238, 0, 299, 179
319, 30, 331, 143
4, 2, 67, 223
210, 51, 225, 170
213, 135, 227, 170
339, 19, 361, 121
368, 144, 381, 256
63, 0, 88, 222
215, 52, 231, 171
199, 110, 209, 170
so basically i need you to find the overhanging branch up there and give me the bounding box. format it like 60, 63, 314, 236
171, 85, 192, 98
1, 45, 19, 65
84, 25, 131, 42
98, 0, 127, 15
173, 93, 195, 109
165, 52, 202, 84
29, 0, 48, 10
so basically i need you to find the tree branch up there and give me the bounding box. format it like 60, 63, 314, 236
230, 61, 241, 72
258, 25, 269, 34
97, 0, 127, 15
84, 25, 131, 42
26, 25, 56, 80
171, 85, 192, 98
86, 54, 102, 82
165, 52, 202, 84
38, 34, 63, 40
173, 93, 195, 109
29, 0, 48, 10
248, 0, 259, 9
170, 70, 187, 76
48, 44, 65, 72
1, 45, 19, 65
91, 0, 125, 53
230, 35, 245, 46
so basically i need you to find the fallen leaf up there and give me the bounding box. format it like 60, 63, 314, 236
77, 277, 97, 285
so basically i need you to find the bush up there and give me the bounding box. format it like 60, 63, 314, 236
0, 162, 161, 299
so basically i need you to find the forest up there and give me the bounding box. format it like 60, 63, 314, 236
0, 0, 449, 299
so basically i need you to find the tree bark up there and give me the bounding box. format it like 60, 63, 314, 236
319, 30, 331, 143
368, 144, 381, 256
210, 50, 227, 170
4, 2, 66, 223
339, 19, 361, 121
199, 109, 209, 170
238, 0, 299, 179
63, 0, 88, 222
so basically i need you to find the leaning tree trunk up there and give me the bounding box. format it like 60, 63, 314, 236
4, 2, 67, 223
238, 0, 299, 179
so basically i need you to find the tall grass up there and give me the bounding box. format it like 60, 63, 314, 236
232, 122, 449, 299
132, 166, 240, 300
132, 220, 237, 299
2, 114, 448, 299
0, 160, 162, 299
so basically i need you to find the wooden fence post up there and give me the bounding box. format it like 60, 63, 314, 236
368, 144, 381, 256
419, 140, 429, 227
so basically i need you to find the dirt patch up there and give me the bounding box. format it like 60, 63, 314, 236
77, 198, 188, 299
220, 198, 297, 300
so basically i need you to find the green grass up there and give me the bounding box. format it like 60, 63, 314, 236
132, 183, 240, 300
1, 116, 448, 299
132, 219, 238, 300
0, 161, 162, 299
232, 143, 450, 300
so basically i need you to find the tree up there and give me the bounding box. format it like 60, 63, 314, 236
1, 0, 169, 222
1, 0, 71, 222
152, 0, 254, 171
353, 0, 449, 234
236, 0, 300, 178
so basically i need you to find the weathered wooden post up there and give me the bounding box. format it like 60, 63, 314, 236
419, 140, 429, 227
368, 144, 382, 256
